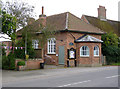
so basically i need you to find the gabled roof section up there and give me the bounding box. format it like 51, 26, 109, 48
17, 12, 105, 35
75, 35, 103, 43
82, 15, 120, 36
46, 12, 67, 31
67, 12, 104, 34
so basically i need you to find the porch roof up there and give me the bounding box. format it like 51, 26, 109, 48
75, 35, 103, 43
0, 33, 11, 42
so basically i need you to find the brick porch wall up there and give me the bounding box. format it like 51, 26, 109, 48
15, 59, 44, 70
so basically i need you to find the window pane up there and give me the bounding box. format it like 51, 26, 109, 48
80, 46, 89, 56
94, 46, 99, 56
48, 38, 56, 53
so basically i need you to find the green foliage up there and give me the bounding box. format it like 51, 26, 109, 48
2, 1, 35, 29
102, 46, 120, 64
7, 52, 15, 70
14, 39, 25, 59
2, 55, 9, 69
2, 11, 16, 41
14, 32, 35, 59
17, 61, 25, 66
102, 32, 118, 47
2, 46, 6, 56
102, 32, 120, 64
2, 52, 15, 70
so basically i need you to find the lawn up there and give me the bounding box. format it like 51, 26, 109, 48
110, 62, 120, 66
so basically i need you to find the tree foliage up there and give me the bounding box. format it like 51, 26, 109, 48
2, 11, 16, 41
14, 32, 35, 59
2, 0, 35, 29
102, 32, 119, 47
102, 32, 120, 64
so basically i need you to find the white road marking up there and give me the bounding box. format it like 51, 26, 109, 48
58, 80, 91, 87
106, 75, 120, 79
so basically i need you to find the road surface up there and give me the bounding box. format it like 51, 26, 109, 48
2, 66, 119, 87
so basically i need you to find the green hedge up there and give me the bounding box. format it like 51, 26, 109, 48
102, 46, 120, 64
17, 61, 25, 66
7, 52, 15, 70
2, 52, 15, 70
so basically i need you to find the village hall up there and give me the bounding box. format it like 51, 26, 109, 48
17, 6, 105, 67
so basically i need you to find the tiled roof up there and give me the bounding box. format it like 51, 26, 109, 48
82, 15, 120, 37
75, 34, 103, 43
17, 12, 105, 35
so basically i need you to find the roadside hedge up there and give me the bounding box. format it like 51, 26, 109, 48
17, 61, 25, 66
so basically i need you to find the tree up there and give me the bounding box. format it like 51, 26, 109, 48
102, 32, 119, 47
20, 20, 56, 58
101, 32, 120, 64
2, 1, 35, 29
2, 10, 16, 41
2, 0, 35, 54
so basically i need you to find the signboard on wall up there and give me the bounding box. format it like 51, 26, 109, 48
68, 48, 76, 59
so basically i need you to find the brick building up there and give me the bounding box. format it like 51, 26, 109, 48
17, 7, 105, 67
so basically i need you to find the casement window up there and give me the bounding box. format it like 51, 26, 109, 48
94, 46, 99, 56
47, 38, 56, 54
32, 40, 39, 49
80, 46, 89, 57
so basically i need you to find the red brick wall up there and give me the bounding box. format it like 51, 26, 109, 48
76, 43, 101, 65
44, 32, 67, 66
44, 31, 102, 66
15, 59, 43, 70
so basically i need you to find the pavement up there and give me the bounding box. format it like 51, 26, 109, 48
2, 65, 120, 87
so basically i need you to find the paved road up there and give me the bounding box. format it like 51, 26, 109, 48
2, 66, 119, 87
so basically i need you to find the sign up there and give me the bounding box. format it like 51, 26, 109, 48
69, 42, 74, 46
68, 48, 76, 59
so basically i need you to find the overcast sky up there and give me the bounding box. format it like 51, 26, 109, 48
3, 0, 120, 21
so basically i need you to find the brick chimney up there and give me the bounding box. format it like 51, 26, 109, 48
98, 5, 106, 20
39, 6, 46, 27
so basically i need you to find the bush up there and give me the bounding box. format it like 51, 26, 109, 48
2, 55, 9, 69
14, 38, 35, 59
102, 46, 120, 64
17, 61, 25, 66
101, 32, 120, 65
7, 52, 15, 70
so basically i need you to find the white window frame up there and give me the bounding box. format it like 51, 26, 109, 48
32, 40, 39, 49
80, 46, 89, 57
94, 46, 99, 56
47, 38, 56, 54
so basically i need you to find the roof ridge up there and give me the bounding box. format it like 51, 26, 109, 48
47, 12, 69, 18
65, 12, 69, 29
83, 14, 120, 22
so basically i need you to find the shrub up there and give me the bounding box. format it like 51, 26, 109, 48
17, 61, 25, 66
7, 52, 15, 70
14, 37, 35, 59
102, 46, 120, 64
2, 55, 9, 69
101, 32, 120, 64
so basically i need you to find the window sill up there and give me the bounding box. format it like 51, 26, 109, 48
94, 56, 99, 57
47, 53, 56, 55
80, 56, 89, 58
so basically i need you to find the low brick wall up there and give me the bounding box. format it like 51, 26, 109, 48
15, 59, 44, 70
